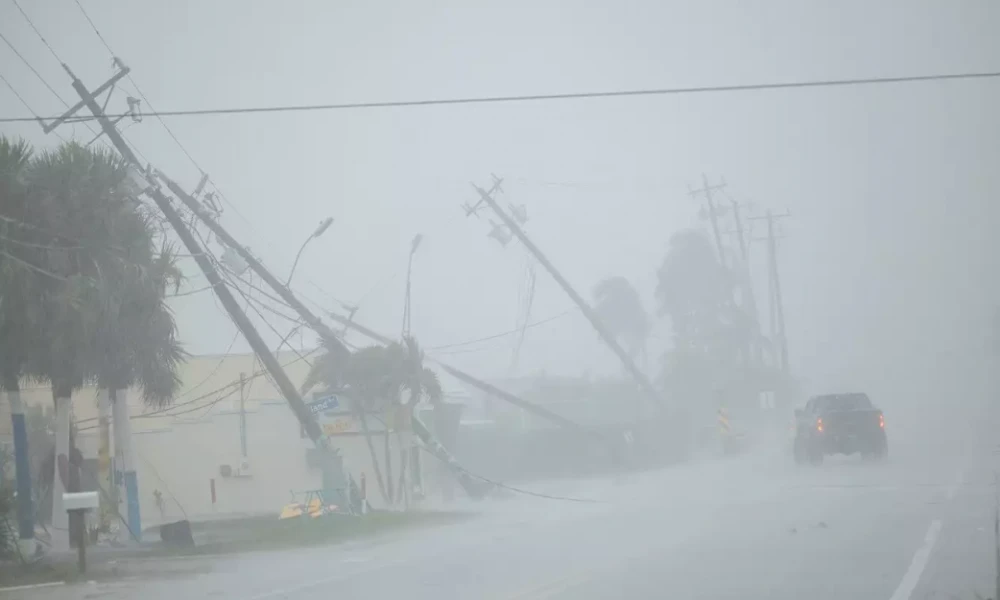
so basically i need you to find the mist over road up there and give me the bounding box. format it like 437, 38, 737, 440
10, 381, 996, 600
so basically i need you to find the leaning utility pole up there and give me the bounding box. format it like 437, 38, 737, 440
726, 196, 764, 370
690, 175, 729, 268
466, 177, 663, 411
63, 62, 579, 498
158, 172, 599, 440
60, 65, 353, 510
158, 174, 605, 496
59, 62, 604, 501
749, 209, 791, 374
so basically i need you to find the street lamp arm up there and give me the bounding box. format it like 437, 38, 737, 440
286, 218, 334, 287
286, 237, 312, 287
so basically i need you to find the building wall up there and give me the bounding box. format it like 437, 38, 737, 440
1, 351, 410, 530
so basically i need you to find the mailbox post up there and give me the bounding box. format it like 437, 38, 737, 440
63, 492, 99, 573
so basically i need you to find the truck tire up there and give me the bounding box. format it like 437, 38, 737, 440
875, 438, 888, 462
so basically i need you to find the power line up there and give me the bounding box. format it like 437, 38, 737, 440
428, 308, 578, 351
0, 28, 70, 107
71, 0, 203, 175
0, 70, 36, 116
70, 0, 271, 277
169, 329, 241, 401
0, 69, 70, 144
3, 8, 148, 160
3, 69, 998, 125
10, 0, 62, 64
74, 347, 320, 428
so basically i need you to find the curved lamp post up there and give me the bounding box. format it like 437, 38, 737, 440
287, 217, 334, 286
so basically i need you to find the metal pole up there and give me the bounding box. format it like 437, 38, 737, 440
72, 509, 86, 573
402, 251, 414, 337
765, 211, 789, 373
239, 373, 248, 458
286, 236, 312, 287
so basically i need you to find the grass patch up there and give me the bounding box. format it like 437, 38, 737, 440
0, 510, 473, 587
151, 509, 473, 557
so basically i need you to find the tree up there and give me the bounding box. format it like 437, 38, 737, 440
24, 143, 182, 546
94, 241, 184, 542
393, 336, 441, 505
655, 230, 734, 350
302, 335, 442, 507
592, 276, 650, 364
655, 230, 749, 409
0, 136, 42, 546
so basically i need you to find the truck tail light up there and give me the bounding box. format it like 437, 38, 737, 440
879, 414, 885, 429
816, 418, 823, 433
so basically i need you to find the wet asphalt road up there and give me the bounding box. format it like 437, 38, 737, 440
4, 401, 998, 600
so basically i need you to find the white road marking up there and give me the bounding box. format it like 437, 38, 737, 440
0, 581, 66, 593
888, 520, 942, 600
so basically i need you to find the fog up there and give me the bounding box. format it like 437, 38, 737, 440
0, 1, 998, 598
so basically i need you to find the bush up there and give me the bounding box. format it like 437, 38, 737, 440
0, 487, 14, 560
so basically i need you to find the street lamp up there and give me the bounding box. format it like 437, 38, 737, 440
286, 217, 334, 286
401, 234, 423, 337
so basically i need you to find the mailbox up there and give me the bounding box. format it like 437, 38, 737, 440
63, 491, 99, 512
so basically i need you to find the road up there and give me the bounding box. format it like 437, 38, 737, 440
4, 403, 997, 600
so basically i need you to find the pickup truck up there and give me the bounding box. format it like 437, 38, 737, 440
793, 392, 887, 465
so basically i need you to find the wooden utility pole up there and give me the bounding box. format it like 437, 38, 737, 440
730, 197, 749, 262
61, 64, 352, 508
58, 61, 605, 500
467, 177, 663, 411
749, 209, 791, 374
726, 197, 764, 369
690, 175, 729, 268
59, 62, 575, 499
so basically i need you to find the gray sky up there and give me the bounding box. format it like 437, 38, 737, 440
1, 0, 997, 399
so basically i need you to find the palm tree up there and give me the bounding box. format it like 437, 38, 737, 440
302, 337, 391, 504
0, 136, 41, 546
302, 335, 442, 508
592, 276, 650, 367
393, 336, 441, 505
655, 229, 734, 351
93, 240, 185, 542
24, 142, 180, 547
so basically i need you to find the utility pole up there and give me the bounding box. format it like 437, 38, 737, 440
726, 197, 764, 369
466, 177, 663, 412
690, 174, 729, 268
159, 162, 599, 441
58, 62, 602, 500
749, 209, 792, 375
729, 197, 749, 263
60, 64, 353, 510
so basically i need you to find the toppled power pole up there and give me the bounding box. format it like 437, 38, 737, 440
62, 62, 572, 499
57, 64, 354, 512
465, 176, 663, 412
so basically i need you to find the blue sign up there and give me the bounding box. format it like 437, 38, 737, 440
309, 394, 340, 414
